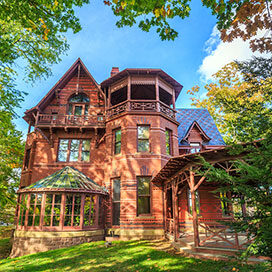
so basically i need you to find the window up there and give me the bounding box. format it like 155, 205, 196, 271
23, 149, 31, 170
64, 194, 81, 227
188, 188, 200, 215
137, 126, 150, 152
189, 142, 201, 153
114, 128, 121, 155
57, 139, 90, 162
83, 195, 96, 226
165, 129, 172, 155
137, 177, 151, 215
68, 93, 89, 116
112, 179, 120, 225
18, 194, 27, 226
220, 192, 231, 216
43, 194, 61, 227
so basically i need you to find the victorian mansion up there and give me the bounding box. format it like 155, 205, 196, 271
11, 58, 235, 258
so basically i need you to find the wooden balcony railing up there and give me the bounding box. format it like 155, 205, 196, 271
35, 114, 105, 128
106, 100, 176, 120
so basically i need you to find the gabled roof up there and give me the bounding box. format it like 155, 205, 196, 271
24, 58, 102, 116
176, 108, 225, 146
101, 68, 183, 100
19, 166, 108, 195
183, 120, 211, 142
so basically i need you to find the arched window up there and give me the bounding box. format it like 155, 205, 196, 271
68, 93, 90, 116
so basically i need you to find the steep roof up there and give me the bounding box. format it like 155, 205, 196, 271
19, 166, 108, 195
24, 58, 102, 118
176, 108, 225, 146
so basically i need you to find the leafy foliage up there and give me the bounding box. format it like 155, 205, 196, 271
0, 0, 89, 223
104, 0, 272, 52
191, 57, 272, 258
188, 57, 272, 144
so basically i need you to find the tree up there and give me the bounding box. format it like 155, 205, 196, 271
188, 57, 272, 144
104, 0, 272, 52
0, 0, 89, 222
190, 57, 272, 258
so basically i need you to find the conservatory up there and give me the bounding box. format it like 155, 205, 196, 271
16, 166, 108, 231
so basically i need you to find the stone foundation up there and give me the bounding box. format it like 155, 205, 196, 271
10, 229, 104, 258
108, 228, 165, 240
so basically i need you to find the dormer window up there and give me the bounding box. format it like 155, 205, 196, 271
190, 142, 201, 153
68, 93, 89, 116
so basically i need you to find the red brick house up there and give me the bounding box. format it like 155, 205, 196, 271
12, 58, 245, 258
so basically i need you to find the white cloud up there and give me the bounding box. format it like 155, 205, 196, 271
198, 27, 268, 82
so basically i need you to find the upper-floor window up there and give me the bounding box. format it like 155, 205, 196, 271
137, 126, 150, 152
165, 129, 172, 155
23, 149, 31, 170
58, 139, 90, 162
189, 142, 201, 153
68, 93, 89, 116
114, 128, 121, 155
137, 176, 151, 215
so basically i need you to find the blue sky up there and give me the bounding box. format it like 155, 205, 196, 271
14, 0, 259, 135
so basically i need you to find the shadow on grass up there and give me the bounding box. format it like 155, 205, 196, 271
0, 240, 270, 272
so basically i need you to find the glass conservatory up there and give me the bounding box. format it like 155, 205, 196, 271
16, 166, 108, 231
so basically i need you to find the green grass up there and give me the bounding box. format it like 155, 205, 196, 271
0, 240, 270, 272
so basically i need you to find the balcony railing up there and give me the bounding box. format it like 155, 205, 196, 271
106, 100, 176, 120
35, 114, 105, 128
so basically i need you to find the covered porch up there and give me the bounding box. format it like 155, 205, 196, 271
152, 148, 249, 253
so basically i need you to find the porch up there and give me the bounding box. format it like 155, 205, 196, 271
152, 148, 250, 255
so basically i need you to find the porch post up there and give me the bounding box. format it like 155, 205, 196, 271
163, 183, 167, 236
172, 180, 179, 242
189, 170, 200, 247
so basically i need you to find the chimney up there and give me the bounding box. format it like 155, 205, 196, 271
111, 67, 119, 77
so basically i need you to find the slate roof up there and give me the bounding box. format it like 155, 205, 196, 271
176, 108, 225, 146
20, 166, 108, 195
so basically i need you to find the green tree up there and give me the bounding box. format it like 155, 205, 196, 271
191, 57, 272, 258
104, 0, 272, 52
0, 0, 89, 222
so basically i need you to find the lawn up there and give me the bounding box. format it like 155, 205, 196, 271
0, 239, 270, 272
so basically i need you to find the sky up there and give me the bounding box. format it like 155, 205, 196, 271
14, 0, 261, 135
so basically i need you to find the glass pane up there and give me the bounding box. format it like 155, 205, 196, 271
36, 194, 42, 204
58, 140, 69, 162
82, 140, 90, 151
74, 106, 83, 116
69, 93, 89, 103
43, 216, 51, 226
138, 126, 149, 139
138, 197, 150, 215
84, 195, 90, 226
138, 140, 149, 152
46, 194, 54, 204
55, 194, 62, 204
138, 177, 150, 195
68, 104, 73, 115
34, 216, 40, 226
84, 105, 89, 115
64, 216, 72, 226
165, 130, 170, 155
113, 202, 120, 225
30, 194, 36, 204
73, 216, 80, 226
27, 216, 33, 226
81, 151, 90, 162
115, 142, 121, 155
69, 140, 80, 161
113, 179, 120, 201
115, 129, 121, 142
58, 150, 67, 162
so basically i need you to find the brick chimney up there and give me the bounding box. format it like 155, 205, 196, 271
111, 67, 119, 77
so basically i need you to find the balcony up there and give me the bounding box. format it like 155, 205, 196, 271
35, 114, 105, 129
106, 100, 176, 121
